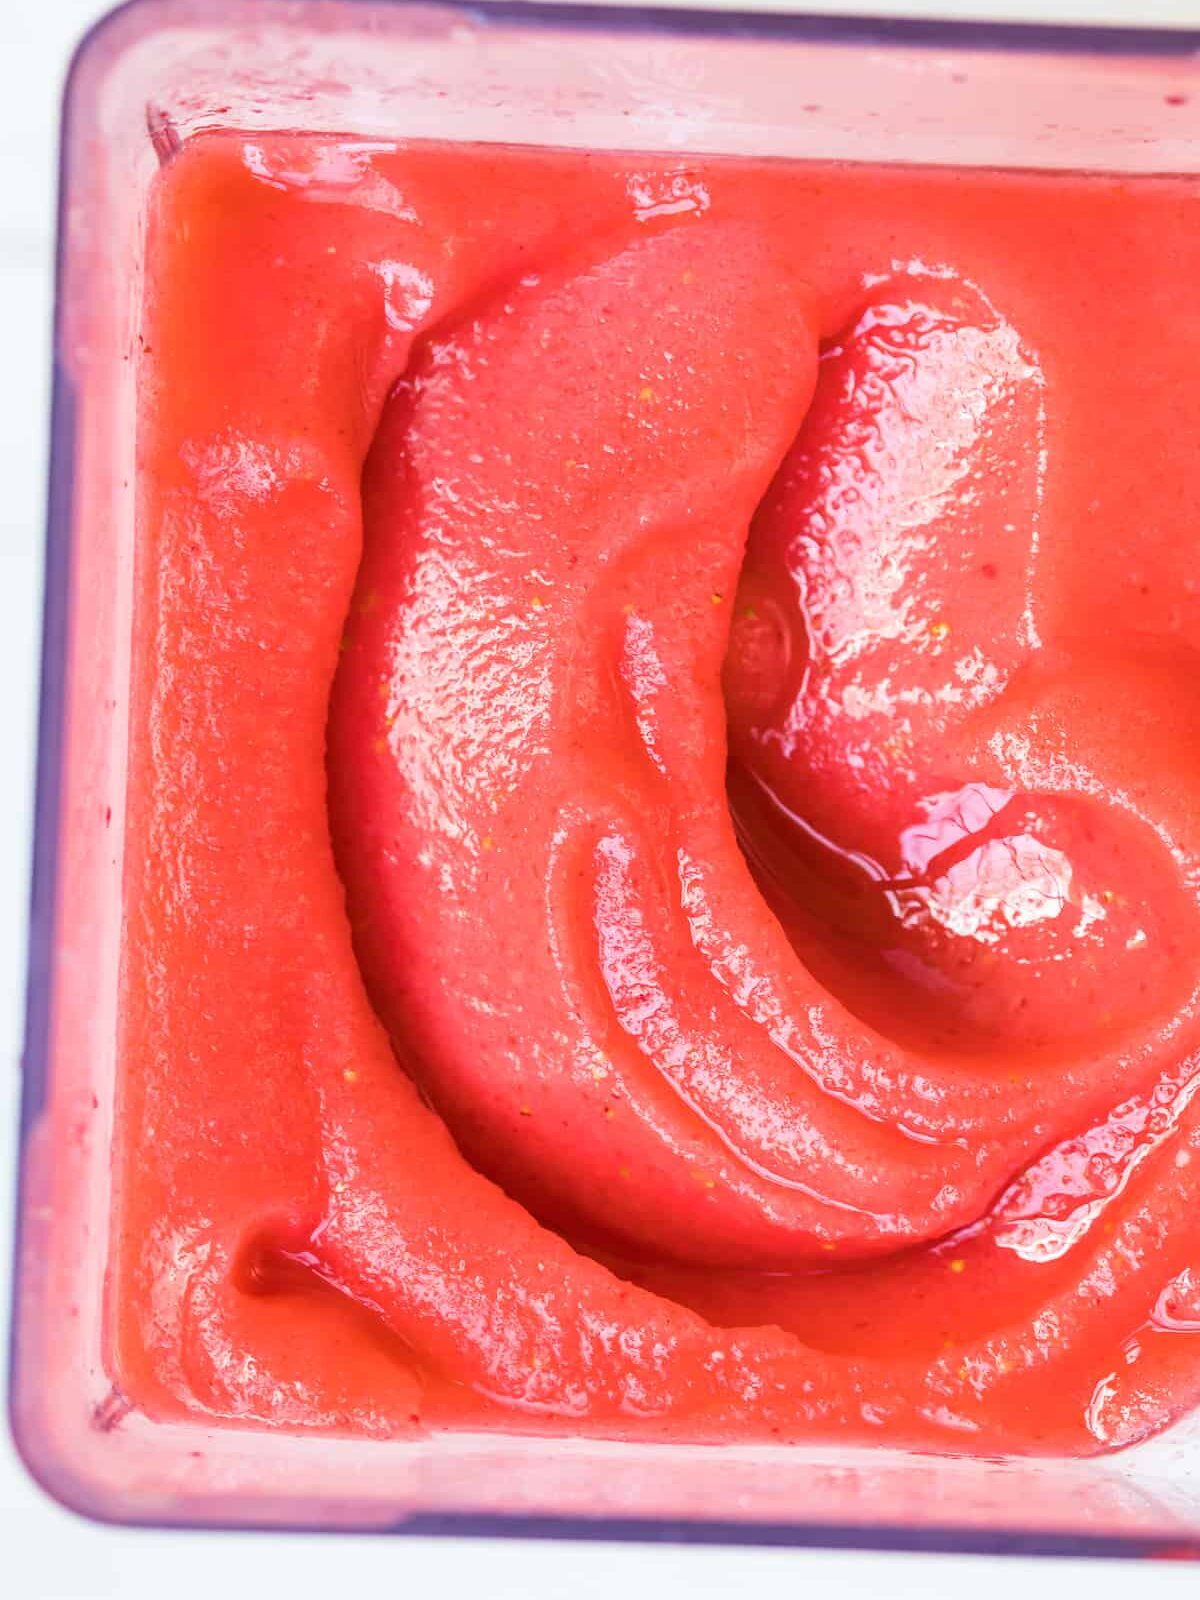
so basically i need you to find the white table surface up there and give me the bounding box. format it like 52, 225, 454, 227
5, 1, 1200, 1595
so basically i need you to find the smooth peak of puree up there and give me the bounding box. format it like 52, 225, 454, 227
117, 133, 1200, 1453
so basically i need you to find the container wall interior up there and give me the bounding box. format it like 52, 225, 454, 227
93, 0, 1200, 169
13, 0, 1200, 1541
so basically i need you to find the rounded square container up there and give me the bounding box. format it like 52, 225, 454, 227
10, 0, 1200, 1554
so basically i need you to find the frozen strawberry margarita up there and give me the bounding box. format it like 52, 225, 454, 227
116, 134, 1200, 1453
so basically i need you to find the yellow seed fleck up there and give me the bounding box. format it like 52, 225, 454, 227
530, 595, 545, 610
949, 1258, 966, 1274
519, 1104, 533, 1117
622, 602, 635, 616
334, 1180, 346, 1194
821, 1241, 837, 1253
481, 834, 494, 851
638, 385, 656, 403
591, 1067, 607, 1082
343, 1069, 359, 1085
930, 619, 950, 641
742, 605, 758, 620
618, 1165, 631, 1180
710, 592, 724, 606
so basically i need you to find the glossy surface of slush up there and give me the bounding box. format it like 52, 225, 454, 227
118, 134, 1200, 1453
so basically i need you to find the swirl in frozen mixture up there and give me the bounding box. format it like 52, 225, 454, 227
118, 134, 1200, 1452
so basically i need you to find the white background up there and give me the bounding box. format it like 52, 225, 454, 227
4, 1, 1200, 1595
